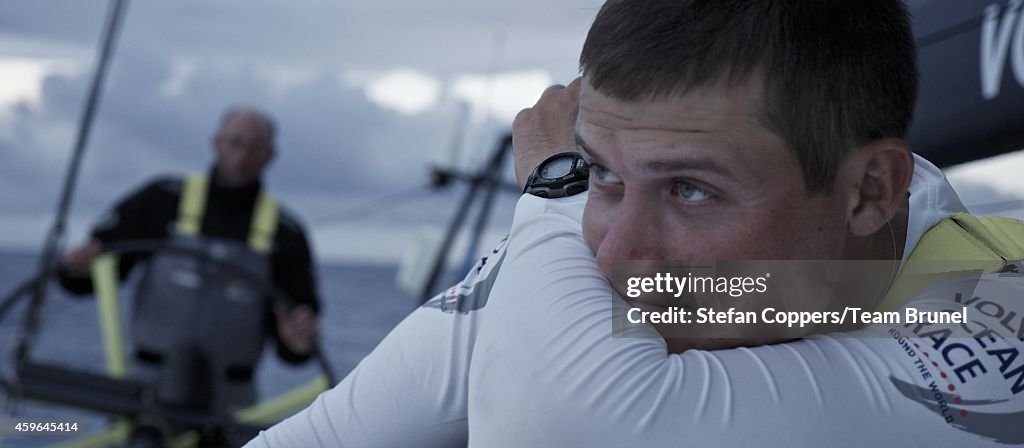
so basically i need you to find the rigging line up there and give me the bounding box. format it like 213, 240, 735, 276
0, 277, 38, 323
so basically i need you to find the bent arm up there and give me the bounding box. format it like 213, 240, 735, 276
57, 178, 175, 295
270, 220, 321, 363
468, 195, 1023, 447
246, 306, 471, 448
246, 237, 510, 447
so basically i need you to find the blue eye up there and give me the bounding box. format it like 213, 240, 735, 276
674, 181, 711, 202
589, 163, 622, 184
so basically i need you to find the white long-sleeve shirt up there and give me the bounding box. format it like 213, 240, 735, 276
247, 156, 1024, 447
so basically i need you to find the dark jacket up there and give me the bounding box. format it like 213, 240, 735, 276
58, 171, 320, 364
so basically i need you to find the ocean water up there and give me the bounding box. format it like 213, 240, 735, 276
0, 249, 422, 446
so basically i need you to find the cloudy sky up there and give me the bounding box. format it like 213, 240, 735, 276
1, 0, 1022, 266
0, 0, 602, 264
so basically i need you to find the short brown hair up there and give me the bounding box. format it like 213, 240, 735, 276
580, 0, 918, 192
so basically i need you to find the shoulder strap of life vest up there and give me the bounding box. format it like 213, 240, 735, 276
175, 174, 208, 237
174, 173, 279, 253
876, 212, 1024, 312
248, 190, 278, 254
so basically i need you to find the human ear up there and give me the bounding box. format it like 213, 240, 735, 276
840, 138, 913, 237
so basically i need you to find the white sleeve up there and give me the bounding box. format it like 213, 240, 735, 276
468, 194, 1024, 447
245, 237, 509, 448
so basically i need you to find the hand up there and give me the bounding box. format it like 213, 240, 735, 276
61, 240, 102, 277
512, 77, 582, 189
274, 303, 318, 356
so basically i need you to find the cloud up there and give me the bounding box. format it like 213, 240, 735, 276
0, 46, 499, 261
0, 0, 598, 262
363, 68, 442, 116
1, 0, 1021, 267
451, 69, 554, 123
0, 59, 52, 110
157, 58, 197, 98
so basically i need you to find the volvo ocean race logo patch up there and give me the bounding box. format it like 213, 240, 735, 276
886, 273, 1024, 444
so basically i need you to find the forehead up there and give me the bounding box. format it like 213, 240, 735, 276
576, 76, 792, 173
578, 76, 768, 138
576, 76, 803, 192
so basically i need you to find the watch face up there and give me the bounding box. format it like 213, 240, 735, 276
525, 152, 589, 198
540, 156, 574, 179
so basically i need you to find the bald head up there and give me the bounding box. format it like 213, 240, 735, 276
212, 106, 277, 187
219, 107, 276, 142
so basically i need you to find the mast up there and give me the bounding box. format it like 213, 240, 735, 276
17, 0, 130, 360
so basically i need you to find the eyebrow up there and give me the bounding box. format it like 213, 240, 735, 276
574, 132, 603, 165
642, 157, 734, 178
574, 131, 734, 178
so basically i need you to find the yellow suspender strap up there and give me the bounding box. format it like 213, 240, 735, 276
91, 254, 127, 379
951, 212, 1024, 259
175, 175, 207, 236
877, 212, 1024, 312
176, 173, 278, 252
248, 192, 278, 253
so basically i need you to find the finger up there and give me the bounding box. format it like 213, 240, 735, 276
565, 77, 583, 96
543, 83, 565, 94
514, 107, 532, 125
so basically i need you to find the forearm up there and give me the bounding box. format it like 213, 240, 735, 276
249, 305, 472, 447
468, 194, 1020, 447
271, 235, 322, 362
248, 235, 511, 447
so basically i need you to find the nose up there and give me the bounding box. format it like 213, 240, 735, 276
594, 195, 666, 278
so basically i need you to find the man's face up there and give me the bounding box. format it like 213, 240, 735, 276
578, 76, 852, 279
213, 113, 274, 187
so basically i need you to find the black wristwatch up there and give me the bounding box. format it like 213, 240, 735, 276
523, 152, 590, 198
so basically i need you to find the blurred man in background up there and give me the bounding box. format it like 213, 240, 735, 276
59, 106, 320, 444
